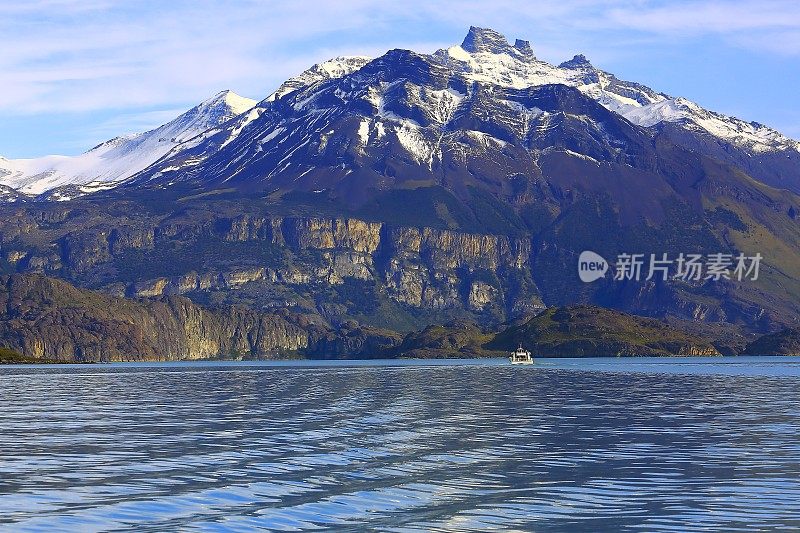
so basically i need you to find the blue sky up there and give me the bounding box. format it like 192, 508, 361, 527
1, 0, 799, 158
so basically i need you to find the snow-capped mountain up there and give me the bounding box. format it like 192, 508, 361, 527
132, 56, 375, 185
4, 27, 800, 336
428, 28, 800, 193
0, 182, 26, 203
126, 26, 799, 201
0, 90, 256, 198
2, 27, 799, 201
433, 28, 800, 155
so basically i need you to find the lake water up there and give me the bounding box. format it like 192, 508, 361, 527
1, 357, 800, 531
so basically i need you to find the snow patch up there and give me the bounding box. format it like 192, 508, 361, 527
267, 56, 372, 102
357, 118, 370, 146
258, 126, 286, 145
466, 130, 508, 147
394, 123, 434, 164
220, 108, 262, 148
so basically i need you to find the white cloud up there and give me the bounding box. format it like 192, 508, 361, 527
1, 0, 799, 155
2, 0, 799, 115
85, 108, 188, 137
604, 0, 800, 33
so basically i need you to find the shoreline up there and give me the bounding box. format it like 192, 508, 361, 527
3, 353, 796, 366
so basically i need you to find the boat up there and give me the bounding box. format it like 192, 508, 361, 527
510, 344, 534, 365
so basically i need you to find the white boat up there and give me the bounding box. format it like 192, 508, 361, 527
510, 345, 534, 365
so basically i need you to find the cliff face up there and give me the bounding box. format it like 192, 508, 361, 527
0, 184, 796, 337
0, 274, 310, 362
0, 206, 542, 330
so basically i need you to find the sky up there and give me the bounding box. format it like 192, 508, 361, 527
1, 0, 799, 158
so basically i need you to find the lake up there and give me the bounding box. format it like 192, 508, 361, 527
1, 357, 799, 531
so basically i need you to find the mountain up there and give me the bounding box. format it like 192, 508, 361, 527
4, 28, 798, 198
0, 58, 377, 200
439, 28, 800, 193
266, 56, 373, 102
127, 56, 374, 187
0, 90, 256, 197
129, 26, 800, 196
0, 26, 799, 354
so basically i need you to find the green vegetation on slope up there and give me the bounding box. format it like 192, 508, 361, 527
486, 306, 720, 357
391, 321, 503, 359
389, 306, 721, 358
0, 346, 63, 364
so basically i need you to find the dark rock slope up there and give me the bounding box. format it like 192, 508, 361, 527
487, 306, 720, 357
743, 328, 800, 355
383, 307, 721, 358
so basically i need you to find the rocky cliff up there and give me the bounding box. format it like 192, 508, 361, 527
0, 273, 731, 362
0, 200, 542, 332
0, 274, 312, 361
1, 181, 797, 341
0, 273, 417, 362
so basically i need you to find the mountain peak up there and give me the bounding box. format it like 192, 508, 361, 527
201, 90, 256, 115
266, 56, 372, 102
0, 89, 260, 195
513, 38, 534, 56
461, 26, 510, 54
559, 54, 593, 69
312, 56, 372, 78
458, 27, 536, 58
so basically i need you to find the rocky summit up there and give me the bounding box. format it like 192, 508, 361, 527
1, 27, 800, 360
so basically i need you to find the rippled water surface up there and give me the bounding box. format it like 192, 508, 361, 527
2, 357, 800, 531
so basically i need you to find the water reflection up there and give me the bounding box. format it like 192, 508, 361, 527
0, 358, 799, 531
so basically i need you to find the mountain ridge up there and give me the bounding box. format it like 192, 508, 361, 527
123, 26, 800, 199
0, 90, 256, 197
1, 27, 798, 198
